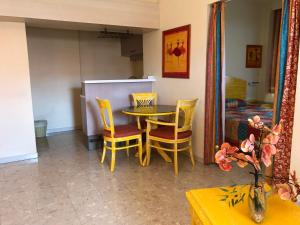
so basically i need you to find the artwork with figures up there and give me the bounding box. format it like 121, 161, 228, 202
246, 45, 262, 68
162, 25, 190, 78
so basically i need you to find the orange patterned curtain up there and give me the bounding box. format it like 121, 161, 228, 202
204, 2, 225, 164
273, 0, 300, 183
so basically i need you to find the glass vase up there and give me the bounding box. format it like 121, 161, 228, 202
248, 183, 266, 223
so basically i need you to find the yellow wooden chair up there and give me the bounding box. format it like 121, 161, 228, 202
132, 92, 158, 107
96, 98, 143, 172
146, 99, 198, 175
131, 92, 158, 131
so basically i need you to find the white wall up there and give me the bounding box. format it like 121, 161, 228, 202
79, 31, 132, 80
27, 28, 82, 133
143, 0, 286, 161
225, 0, 281, 100
144, 0, 211, 159
0, 0, 157, 164
257, 0, 282, 100
226, 0, 263, 100
0, 0, 159, 29
27, 28, 134, 133
0, 22, 37, 162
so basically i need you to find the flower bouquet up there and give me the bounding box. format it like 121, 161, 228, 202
215, 116, 282, 223
276, 170, 300, 202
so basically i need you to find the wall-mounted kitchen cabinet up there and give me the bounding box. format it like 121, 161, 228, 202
121, 35, 143, 57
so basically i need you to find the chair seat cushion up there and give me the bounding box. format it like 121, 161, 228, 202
103, 124, 141, 138
149, 126, 192, 140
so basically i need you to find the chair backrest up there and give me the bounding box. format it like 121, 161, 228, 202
96, 98, 115, 136
175, 99, 198, 134
132, 92, 158, 107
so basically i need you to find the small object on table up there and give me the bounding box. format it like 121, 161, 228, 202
186, 185, 300, 225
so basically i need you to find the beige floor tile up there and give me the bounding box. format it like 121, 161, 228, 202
0, 131, 250, 225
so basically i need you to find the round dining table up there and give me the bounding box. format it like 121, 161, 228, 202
122, 105, 177, 164
122, 105, 177, 117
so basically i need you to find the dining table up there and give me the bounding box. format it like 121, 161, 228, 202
186, 185, 300, 225
122, 105, 177, 165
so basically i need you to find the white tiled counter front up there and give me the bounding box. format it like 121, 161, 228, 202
81, 78, 155, 149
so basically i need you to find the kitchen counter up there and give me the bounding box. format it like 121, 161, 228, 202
80, 77, 155, 150
82, 77, 156, 84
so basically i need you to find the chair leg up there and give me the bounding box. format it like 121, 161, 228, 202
146, 138, 151, 166
138, 137, 143, 166
110, 142, 116, 172
134, 139, 139, 158
174, 143, 178, 176
189, 139, 195, 166
101, 141, 107, 163
126, 140, 130, 157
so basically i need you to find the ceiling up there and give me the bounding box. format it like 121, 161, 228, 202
25, 18, 154, 33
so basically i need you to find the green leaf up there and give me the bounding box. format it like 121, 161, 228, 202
220, 188, 229, 192
218, 194, 228, 198
241, 193, 245, 202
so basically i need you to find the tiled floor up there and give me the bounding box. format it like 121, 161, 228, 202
0, 131, 250, 225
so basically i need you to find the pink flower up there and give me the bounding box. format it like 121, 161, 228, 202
215, 143, 236, 172
219, 161, 233, 171
272, 123, 282, 136
245, 151, 261, 171
215, 149, 232, 172
277, 184, 292, 200
262, 143, 277, 155
235, 153, 248, 168
248, 115, 264, 129
215, 149, 227, 164
261, 133, 278, 167
241, 134, 255, 152
261, 144, 275, 167
263, 133, 280, 145
220, 143, 239, 154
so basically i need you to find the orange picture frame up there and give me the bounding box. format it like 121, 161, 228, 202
162, 25, 191, 78
246, 45, 262, 68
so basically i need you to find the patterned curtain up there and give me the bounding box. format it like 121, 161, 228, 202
204, 2, 225, 164
273, 0, 300, 183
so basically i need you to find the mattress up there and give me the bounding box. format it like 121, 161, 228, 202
225, 105, 273, 146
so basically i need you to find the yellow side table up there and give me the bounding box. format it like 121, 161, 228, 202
186, 186, 300, 225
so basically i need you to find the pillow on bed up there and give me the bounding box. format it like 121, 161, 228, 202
225, 98, 247, 108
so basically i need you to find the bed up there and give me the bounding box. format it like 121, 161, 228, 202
225, 77, 273, 146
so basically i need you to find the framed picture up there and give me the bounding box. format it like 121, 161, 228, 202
246, 45, 262, 68
162, 25, 190, 78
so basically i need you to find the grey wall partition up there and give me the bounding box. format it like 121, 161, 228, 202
81, 79, 154, 149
